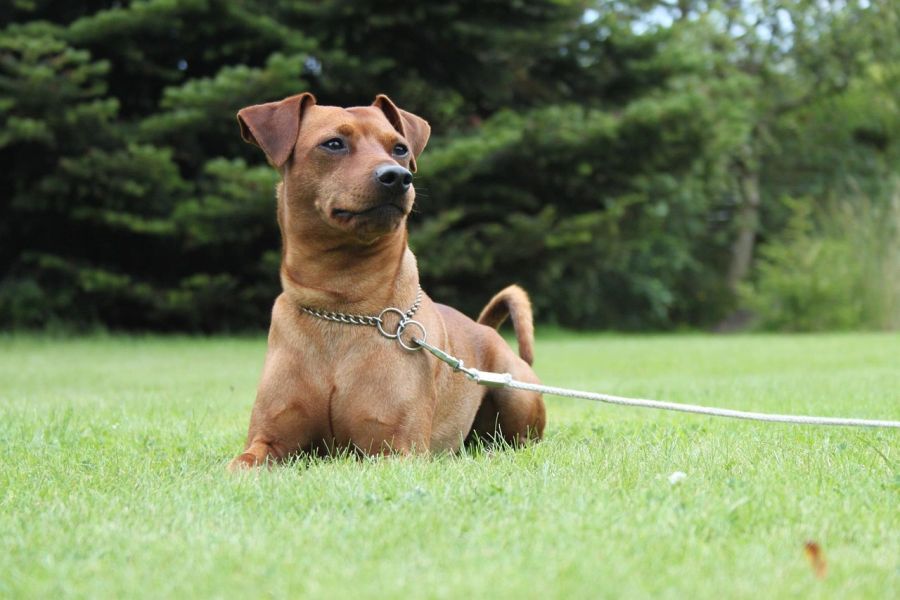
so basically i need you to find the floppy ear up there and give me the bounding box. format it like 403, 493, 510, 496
372, 94, 431, 172
237, 92, 317, 168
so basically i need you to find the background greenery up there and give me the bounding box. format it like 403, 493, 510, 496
2, 0, 899, 331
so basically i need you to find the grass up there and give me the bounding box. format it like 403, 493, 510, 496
0, 331, 898, 599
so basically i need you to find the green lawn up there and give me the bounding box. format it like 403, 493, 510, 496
0, 332, 898, 599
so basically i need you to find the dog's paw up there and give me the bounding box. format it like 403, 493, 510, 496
227, 452, 262, 472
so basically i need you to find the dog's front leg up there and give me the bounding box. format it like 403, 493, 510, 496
228, 342, 330, 470
229, 439, 282, 470
228, 395, 322, 470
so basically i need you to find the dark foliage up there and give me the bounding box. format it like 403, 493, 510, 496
1, 1, 897, 330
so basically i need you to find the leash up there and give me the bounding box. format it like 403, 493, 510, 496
414, 337, 900, 429
300, 295, 900, 429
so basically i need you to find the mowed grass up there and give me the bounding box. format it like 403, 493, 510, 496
0, 332, 897, 599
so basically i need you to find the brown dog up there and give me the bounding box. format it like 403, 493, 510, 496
229, 93, 545, 469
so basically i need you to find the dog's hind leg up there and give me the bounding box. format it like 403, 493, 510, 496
470, 286, 544, 446
467, 365, 545, 447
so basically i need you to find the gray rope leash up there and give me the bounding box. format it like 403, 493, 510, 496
414, 338, 900, 429
502, 379, 900, 428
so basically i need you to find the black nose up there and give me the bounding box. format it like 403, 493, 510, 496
375, 165, 413, 193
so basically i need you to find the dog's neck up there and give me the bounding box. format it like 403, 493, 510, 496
276, 188, 419, 315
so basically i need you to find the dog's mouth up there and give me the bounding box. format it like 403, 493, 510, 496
331, 202, 405, 223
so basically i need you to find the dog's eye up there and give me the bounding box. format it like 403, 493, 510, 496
393, 143, 409, 156
320, 138, 346, 152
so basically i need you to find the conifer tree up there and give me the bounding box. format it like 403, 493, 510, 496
1, 0, 897, 330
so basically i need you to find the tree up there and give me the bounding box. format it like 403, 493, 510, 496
2, 0, 898, 330
637, 0, 900, 291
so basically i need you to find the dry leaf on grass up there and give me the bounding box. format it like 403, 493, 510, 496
804, 541, 828, 579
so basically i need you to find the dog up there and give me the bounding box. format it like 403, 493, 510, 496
229, 93, 545, 469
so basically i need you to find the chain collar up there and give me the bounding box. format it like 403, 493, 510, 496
300, 286, 426, 351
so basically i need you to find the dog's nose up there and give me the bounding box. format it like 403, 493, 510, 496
375, 165, 413, 193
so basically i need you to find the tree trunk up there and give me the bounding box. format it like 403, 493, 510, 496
727, 164, 761, 292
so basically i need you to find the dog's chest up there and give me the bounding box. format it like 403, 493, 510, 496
296, 330, 431, 443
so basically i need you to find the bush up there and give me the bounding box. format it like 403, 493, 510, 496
742, 187, 900, 331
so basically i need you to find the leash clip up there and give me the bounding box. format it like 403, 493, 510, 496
413, 337, 513, 388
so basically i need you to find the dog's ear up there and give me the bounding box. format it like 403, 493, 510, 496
372, 94, 431, 172
237, 92, 317, 168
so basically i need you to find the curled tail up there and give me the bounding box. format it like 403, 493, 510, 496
477, 285, 535, 365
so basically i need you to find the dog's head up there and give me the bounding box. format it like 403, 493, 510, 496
237, 93, 430, 243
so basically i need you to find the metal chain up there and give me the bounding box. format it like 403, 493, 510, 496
300, 286, 422, 327
300, 286, 426, 351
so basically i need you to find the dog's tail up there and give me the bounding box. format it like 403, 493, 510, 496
477, 285, 535, 365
